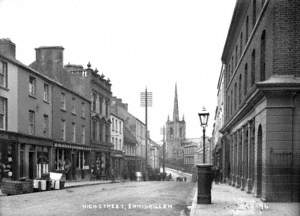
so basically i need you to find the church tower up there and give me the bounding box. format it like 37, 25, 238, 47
166, 84, 186, 162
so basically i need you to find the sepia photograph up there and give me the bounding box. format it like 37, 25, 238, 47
0, 0, 300, 215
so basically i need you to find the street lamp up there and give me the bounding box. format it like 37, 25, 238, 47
197, 107, 213, 204
198, 107, 209, 164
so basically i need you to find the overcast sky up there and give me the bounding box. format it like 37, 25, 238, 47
0, 0, 236, 142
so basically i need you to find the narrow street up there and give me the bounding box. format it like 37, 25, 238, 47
0, 181, 195, 216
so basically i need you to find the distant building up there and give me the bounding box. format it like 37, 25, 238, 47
149, 139, 160, 169
220, 0, 300, 201
211, 64, 225, 174
123, 126, 137, 179
110, 113, 124, 178
166, 84, 186, 165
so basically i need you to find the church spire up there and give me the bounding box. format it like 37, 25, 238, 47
173, 83, 179, 121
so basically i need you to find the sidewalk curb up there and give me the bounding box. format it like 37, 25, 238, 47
65, 180, 121, 189
189, 185, 198, 216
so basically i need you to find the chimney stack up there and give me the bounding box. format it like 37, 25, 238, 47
0, 38, 16, 59
34, 46, 64, 82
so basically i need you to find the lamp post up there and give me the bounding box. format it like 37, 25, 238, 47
197, 107, 213, 204
198, 107, 209, 164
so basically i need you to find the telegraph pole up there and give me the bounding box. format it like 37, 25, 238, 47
140, 88, 152, 180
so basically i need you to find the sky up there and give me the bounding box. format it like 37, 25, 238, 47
0, 0, 236, 142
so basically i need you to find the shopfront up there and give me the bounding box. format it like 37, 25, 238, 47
111, 150, 124, 179
54, 142, 91, 181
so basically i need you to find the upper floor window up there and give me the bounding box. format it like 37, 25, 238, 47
0, 97, 7, 130
260, 30, 266, 81
29, 76, 36, 96
92, 119, 97, 141
43, 114, 49, 137
99, 96, 103, 114
234, 82, 237, 110
0, 61, 8, 88
245, 16, 249, 43
119, 122, 122, 134
61, 119, 66, 141
72, 122, 76, 143
251, 49, 256, 86
244, 63, 248, 95
235, 45, 238, 66
112, 117, 115, 132
71, 97, 76, 114
60, 92, 66, 110
81, 102, 85, 118
28, 110, 35, 135
253, 0, 257, 28
91, 92, 97, 112
238, 75, 242, 104
81, 125, 86, 144
240, 32, 243, 56
43, 83, 49, 102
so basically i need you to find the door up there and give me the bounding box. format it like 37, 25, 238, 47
29, 152, 34, 179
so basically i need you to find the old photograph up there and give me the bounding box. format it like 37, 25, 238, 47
0, 0, 300, 215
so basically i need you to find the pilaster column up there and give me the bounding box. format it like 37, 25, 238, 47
246, 121, 253, 193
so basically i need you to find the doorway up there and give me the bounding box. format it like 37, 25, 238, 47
257, 125, 263, 197
29, 151, 35, 179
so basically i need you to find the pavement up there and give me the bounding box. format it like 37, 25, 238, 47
190, 183, 300, 216
0, 179, 118, 196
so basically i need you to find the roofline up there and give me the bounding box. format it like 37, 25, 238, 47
0, 54, 90, 103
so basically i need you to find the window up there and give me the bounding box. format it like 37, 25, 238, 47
29, 76, 36, 96
119, 122, 122, 134
234, 83, 237, 110
105, 99, 109, 117
112, 117, 115, 132
253, 0, 257, 28
246, 16, 249, 43
235, 46, 238, 66
92, 119, 97, 141
61, 119, 66, 141
81, 125, 86, 144
0, 61, 7, 88
91, 92, 97, 112
239, 75, 242, 104
72, 97, 76, 114
99, 96, 103, 114
81, 102, 85, 118
231, 57, 234, 74
72, 122, 76, 143
115, 119, 118, 133
251, 50, 256, 86
240, 32, 243, 56
60, 92, 66, 110
43, 83, 49, 102
43, 114, 49, 137
260, 30, 266, 81
29, 110, 35, 135
0, 97, 7, 130
244, 63, 248, 95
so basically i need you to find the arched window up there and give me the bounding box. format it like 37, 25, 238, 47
253, 0, 257, 28
246, 16, 249, 43
231, 90, 233, 115
234, 82, 237, 110
251, 49, 256, 86
239, 75, 242, 104
244, 63, 248, 95
235, 45, 238, 66
240, 32, 243, 56
260, 30, 266, 81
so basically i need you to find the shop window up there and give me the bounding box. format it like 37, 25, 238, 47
0, 97, 7, 130
0, 61, 8, 88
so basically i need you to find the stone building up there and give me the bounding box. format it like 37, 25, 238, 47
166, 84, 186, 165
30, 46, 91, 181
220, 0, 300, 201
0, 39, 54, 181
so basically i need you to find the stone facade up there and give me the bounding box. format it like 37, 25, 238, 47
220, 0, 300, 202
